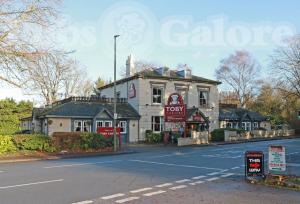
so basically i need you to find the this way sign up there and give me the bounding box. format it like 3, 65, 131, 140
268, 145, 286, 173
245, 151, 264, 178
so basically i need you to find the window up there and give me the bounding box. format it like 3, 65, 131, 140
96, 121, 104, 128
105, 121, 112, 127
117, 121, 127, 133
74, 120, 82, 132
152, 87, 163, 104
176, 88, 188, 104
152, 116, 164, 132
242, 122, 251, 131
116, 92, 120, 98
253, 122, 258, 129
199, 89, 209, 107
226, 122, 232, 128
74, 120, 91, 132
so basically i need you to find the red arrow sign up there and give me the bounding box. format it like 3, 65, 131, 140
249, 163, 260, 168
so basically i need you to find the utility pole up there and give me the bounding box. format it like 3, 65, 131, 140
113, 34, 120, 152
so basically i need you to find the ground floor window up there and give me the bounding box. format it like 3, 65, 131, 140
96, 120, 112, 128
242, 122, 251, 131
253, 122, 258, 129
152, 116, 164, 132
74, 120, 91, 132
117, 121, 127, 133
226, 122, 233, 128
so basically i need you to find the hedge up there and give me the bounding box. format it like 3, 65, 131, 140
13, 134, 56, 152
52, 132, 114, 151
210, 128, 246, 142
0, 135, 17, 154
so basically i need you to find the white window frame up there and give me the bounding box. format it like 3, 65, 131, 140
198, 87, 209, 108
96, 120, 112, 128
226, 122, 233, 128
117, 121, 127, 134
151, 116, 164, 132
253, 122, 258, 129
242, 122, 251, 131
152, 86, 164, 105
74, 120, 82, 132
74, 120, 91, 132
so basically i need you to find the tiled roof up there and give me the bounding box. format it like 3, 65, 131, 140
39, 101, 140, 119
219, 108, 267, 121
98, 69, 221, 90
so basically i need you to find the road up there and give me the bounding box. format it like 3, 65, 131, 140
0, 138, 300, 204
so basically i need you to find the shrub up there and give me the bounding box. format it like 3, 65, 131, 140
211, 129, 225, 142
52, 132, 114, 151
13, 134, 56, 152
145, 130, 163, 143
0, 135, 17, 154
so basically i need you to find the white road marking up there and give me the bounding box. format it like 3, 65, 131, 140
0, 179, 63, 190
231, 167, 240, 170
101, 193, 125, 200
170, 185, 187, 190
0, 171, 3, 173
206, 177, 220, 182
207, 172, 220, 176
287, 163, 300, 167
130, 187, 152, 193
189, 180, 205, 185
220, 173, 235, 178
72, 200, 93, 204
220, 169, 229, 172
130, 160, 223, 171
44, 160, 121, 169
155, 183, 173, 188
286, 151, 300, 155
115, 197, 140, 203
175, 179, 191, 183
192, 175, 206, 180
143, 190, 166, 197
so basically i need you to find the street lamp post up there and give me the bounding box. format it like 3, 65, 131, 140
113, 34, 120, 152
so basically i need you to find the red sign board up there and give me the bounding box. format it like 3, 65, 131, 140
164, 93, 186, 122
97, 127, 121, 147
192, 113, 204, 122
128, 83, 136, 98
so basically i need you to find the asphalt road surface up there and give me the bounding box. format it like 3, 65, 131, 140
0, 138, 300, 204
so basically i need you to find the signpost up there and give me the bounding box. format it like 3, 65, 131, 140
245, 151, 264, 179
268, 145, 286, 173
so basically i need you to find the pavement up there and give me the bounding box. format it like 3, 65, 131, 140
0, 138, 300, 204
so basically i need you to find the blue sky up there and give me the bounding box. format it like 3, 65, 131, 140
61, 0, 300, 80
1, 0, 300, 101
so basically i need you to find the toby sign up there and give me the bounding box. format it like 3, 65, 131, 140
164, 93, 186, 122
268, 145, 286, 173
128, 83, 136, 98
97, 127, 121, 147
245, 151, 264, 178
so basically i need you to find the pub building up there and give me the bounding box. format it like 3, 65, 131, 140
98, 55, 220, 142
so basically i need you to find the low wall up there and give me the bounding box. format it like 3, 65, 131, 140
178, 131, 209, 146
225, 129, 295, 142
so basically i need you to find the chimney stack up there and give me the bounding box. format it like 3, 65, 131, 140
126, 54, 136, 77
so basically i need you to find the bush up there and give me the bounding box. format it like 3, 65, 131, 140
13, 134, 56, 152
0, 135, 17, 154
145, 130, 163, 143
52, 132, 114, 151
211, 129, 225, 142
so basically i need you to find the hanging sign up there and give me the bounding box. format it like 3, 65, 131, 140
164, 93, 186, 122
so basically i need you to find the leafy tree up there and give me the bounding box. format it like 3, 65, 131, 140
0, 98, 32, 135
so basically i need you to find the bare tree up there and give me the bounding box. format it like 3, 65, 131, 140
215, 50, 261, 108
271, 35, 300, 98
0, 0, 60, 87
